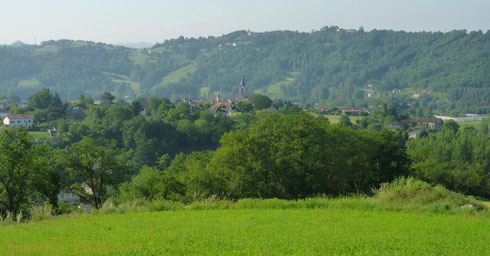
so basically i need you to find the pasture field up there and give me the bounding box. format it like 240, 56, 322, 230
1, 204, 488, 255
458, 120, 485, 130
28, 131, 50, 139
325, 114, 364, 124
160, 64, 197, 86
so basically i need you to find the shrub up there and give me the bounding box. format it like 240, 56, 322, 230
30, 204, 53, 222
119, 166, 184, 201
56, 202, 75, 215
375, 177, 486, 213
148, 200, 184, 211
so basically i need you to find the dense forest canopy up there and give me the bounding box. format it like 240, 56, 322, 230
0, 27, 489, 114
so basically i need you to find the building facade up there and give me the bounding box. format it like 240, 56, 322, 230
3, 114, 34, 127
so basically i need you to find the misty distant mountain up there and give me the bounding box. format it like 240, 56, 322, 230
114, 42, 154, 49
9, 41, 27, 48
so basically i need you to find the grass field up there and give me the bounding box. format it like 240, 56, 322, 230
325, 115, 364, 124
28, 131, 50, 139
0, 206, 488, 255
264, 80, 291, 97
18, 79, 41, 88
161, 64, 197, 86
129, 52, 152, 65
458, 120, 485, 130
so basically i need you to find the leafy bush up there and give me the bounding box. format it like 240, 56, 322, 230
119, 166, 185, 201
30, 203, 53, 222
56, 202, 75, 215
375, 177, 486, 213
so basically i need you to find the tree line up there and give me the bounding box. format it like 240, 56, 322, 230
0, 91, 489, 220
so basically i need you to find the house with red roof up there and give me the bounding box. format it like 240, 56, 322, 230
3, 114, 34, 127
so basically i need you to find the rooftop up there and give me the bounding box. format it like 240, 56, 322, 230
5, 114, 34, 119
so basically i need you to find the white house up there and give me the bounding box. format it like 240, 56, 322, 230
57, 192, 81, 202
3, 114, 34, 127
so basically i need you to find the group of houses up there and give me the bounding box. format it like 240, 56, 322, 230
384, 117, 443, 138
0, 102, 88, 129
168, 77, 278, 117
208, 77, 253, 116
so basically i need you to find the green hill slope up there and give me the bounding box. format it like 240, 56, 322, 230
0, 27, 488, 113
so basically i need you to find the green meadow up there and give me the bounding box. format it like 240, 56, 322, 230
28, 131, 50, 140
1, 199, 488, 255
160, 64, 197, 86
458, 120, 486, 130
324, 114, 363, 124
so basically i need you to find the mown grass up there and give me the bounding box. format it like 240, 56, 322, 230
102, 72, 142, 93
33, 45, 61, 54
265, 80, 291, 97
458, 120, 484, 130
1, 205, 488, 255
129, 52, 151, 65
18, 79, 41, 88
161, 64, 197, 86
200, 86, 210, 98
28, 131, 50, 139
324, 114, 363, 124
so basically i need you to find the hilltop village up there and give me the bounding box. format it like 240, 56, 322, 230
2, 77, 487, 146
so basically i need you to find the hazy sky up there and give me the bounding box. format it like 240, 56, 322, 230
1, 0, 489, 44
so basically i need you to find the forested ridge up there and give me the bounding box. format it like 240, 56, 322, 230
0, 27, 489, 114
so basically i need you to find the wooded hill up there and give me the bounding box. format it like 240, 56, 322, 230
1, 27, 488, 114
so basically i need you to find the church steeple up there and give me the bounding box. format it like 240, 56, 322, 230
238, 76, 246, 99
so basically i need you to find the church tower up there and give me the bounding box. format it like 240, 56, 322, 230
238, 76, 246, 99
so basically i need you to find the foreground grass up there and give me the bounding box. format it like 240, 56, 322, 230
1, 205, 489, 255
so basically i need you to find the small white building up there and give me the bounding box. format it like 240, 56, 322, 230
57, 192, 81, 202
3, 114, 34, 127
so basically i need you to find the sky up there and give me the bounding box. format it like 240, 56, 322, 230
0, 0, 489, 45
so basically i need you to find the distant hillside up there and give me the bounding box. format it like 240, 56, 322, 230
115, 42, 154, 49
9, 40, 27, 48
0, 27, 488, 114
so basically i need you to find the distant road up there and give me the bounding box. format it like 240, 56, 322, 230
435, 115, 488, 122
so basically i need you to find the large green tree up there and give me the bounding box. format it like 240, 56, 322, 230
0, 129, 37, 219
100, 92, 115, 106
205, 114, 409, 199
65, 137, 128, 208
28, 88, 65, 121
30, 146, 65, 211
248, 93, 273, 110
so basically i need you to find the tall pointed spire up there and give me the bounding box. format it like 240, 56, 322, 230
238, 76, 246, 99
240, 76, 245, 86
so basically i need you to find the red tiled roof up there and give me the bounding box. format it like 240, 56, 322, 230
209, 101, 234, 115
6, 114, 34, 119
